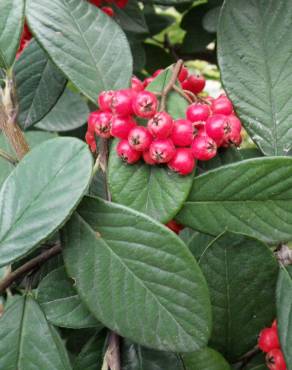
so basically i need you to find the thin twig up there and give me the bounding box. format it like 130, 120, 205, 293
101, 332, 121, 370
0, 148, 17, 165
172, 85, 193, 104
237, 345, 260, 369
0, 243, 62, 293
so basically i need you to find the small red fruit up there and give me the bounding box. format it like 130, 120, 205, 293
110, 116, 136, 139
98, 90, 115, 112
88, 110, 102, 132
132, 91, 158, 119
266, 349, 286, 370
128, 126, 152, 151
101, 6, 114, 16
143, 150, 156, 165
178, 66, 188, 83
186, 103, 210, 123
149, 139, 176, 163
131, 76, 144, 92
168, 148, 195, 175
147, 111, 173, 139
111, 89, 134, 117
85, 131, 96, 152
171, 119, 194, 147
166, 220, 185, 234
116, 0, 128, 8
211, 96, 233, 116
182, 74, 206, 94
94, 112, 112, 138
116, 140, 141, 164
258, 327, 280, 353
205, 114, 230, 146
191, 135, 217, 161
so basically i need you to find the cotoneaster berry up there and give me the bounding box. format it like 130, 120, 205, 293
111, 89, 134, 117
166, 220, 185, 234
117, 140, 141, 164
168, 148, 195, 175
186, 103, 210, 123
143, 150, 156, 165
128, 126, 152, 151
110, 116, 136, 139
98, 90, 115, 112
85, 131, 96, 152
131, 76, 144, 92
171, 119, 194, 147
258, 327, 280, 353
149, 139, 176, 163
211, 96, 233, 115
178, 66, 188, 83
191, 135, 217, 161
94, 112, 112, 138
266, 349, 287, 370
182, 74, 206, 94
132, 91, 158, 118
147, 111, 173, 139
206, 114, 230, 146
101, 6, 114, 16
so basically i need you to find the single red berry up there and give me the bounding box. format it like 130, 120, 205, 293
223, 115, 242, 146
227, 115, 242, 134
149, 139, 176, 163
191, 135, 217, 161
94, 112, 112, 138
171, 119, 194, 147
178, 66, 188, 83
266, 349, 287, 370
258, 327, 280, 353
128, 126, 152, 151
143, 150, 156, 165
147, 111, 173, 139
116, 140, 141, 164
132, 91, 158, 118
166, 220, 185, 234
186, 103, 210, 123
131, 76, 144, 92
88, 0, 102, 6
115, 0, 128, 8
211, 96, 233, 116
111, 89, 134, 117
110, 116, 136, 139
144, 77, 155, 87
153, 69, 163, 77
98, 90, 115, 112
168, 148, 195, 175
182, 74, 206, 94
85, 131, 96, 152
205, 114, 230, 147
88, 110, 102, 133
101, 6, 114, 16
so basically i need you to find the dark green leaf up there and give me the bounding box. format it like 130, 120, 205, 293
38, 267, 102, 329
180, 229, 213, 260
15, 40, 67, 129
0, 295, 72, 369
0, 137, 93, 266
243, 353, 266, 370
182, 347, 231, 370
63, 196, 211, 352
129, 39, 146, 73
26, 0, 133, 102
144, 6, 174, 36
73, 332, 105, 370
276, 266, 292, 369
177, 157, 292, 243
198, 232, 278, 361
218, 0, 292, 155
203, 6, 221, 33
113, 0, 148, 34
144, 44, 174, 75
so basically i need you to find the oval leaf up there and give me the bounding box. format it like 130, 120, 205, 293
26, 0, 132, 102
0, 137, 93, 266
218, 0, 292, 155
63, 196, 211, 352
0, 295, 72, 369
38, 267, 102, 329
177, 157, 292, 243
182, 347, 231, 370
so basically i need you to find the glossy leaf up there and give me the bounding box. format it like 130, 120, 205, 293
26, 0, 132, 102
276, 266, 292, 369
182, 347, 231, 370
177, 157, 292, 243
0, 137, 93, 266
36, 89, 89, 132
197, 232, 278, 361
0, 0, 24, 69
15, 40, 67, 129
38, 267, 101, 329
218, 0, 292, 155
0, 295, 72, 369
63, 196, 211, 352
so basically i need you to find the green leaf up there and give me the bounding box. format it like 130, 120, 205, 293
144, 44, 174, 75
177, 157, 292, 243
63, 196, 211, 352
26, 0, 133, 102
180, 229, 213, 260
38, 267, 102, 329
36, 89, 89, 132
203, 6, 221, 33
276, 265, 292, 370
197, 232, 278, 361
0, 137, 93, 266
182, 347, 231, 370
113, 0, 148, 34
218, 0, 292, 156
73, 332, 105, 370
243, 353, 266, 370
0, 295, 72, 369
0, 0, 24, 69
144, 5, 175, 36
15, 40, 67, 130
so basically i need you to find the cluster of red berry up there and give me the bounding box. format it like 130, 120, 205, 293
89, 0, 128, 16
86, 66, 243, 176
258, 321, 287, 370
16, 23, 32, 59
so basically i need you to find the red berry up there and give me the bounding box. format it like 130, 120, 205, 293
143, 150, 156, 165
94, 112, 112, 138
258, 327, 280, 353
191, 135, 217, 161
171, 119, 194, 147
224, 115, 242, 146
88, 0, 102, 6
266, 349, 286, 370
132, 91, 158, 119
178, 66, 188, 83
116, 140, 141, 164
131, 76, 144, 92
166, 220, 185, 234
168, 148, 195, 175
205, 114, 230, 146
88, 110, 102, 132
147, 112, 173, 139
98, 90, 114, 112
227, 115, 242, 134
186, 103, 210, 123
111, 89, 134, 117
149, 139, 176, 163
153, 69, 163, 77
101, 6, 114, 16
85, 131, 96, 152
211, 96, 233, 116
128, 126, 152, 152
182, 74, 206, 94
115, 0, 128, 8
110, 116, 136, 139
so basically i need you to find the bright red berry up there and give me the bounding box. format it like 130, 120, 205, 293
110, 116, 136, 139
171, 119, 194, 147
116, 140, 141, 164
128, 126, 152, 152
182, 74, 206, 94
191, 135, 217, 161
101, 6, 114, 16
178, 66, 188, 83
111, 89, 134, 117
227, 115, 242, 134
149, 139, 175, 163
115, 0, 128, 8
88, 110, 102, 132
211, 96, 233, 116
143, 150, 156, 165
131, 76, 144, 92
168, 148, 195, 175
85, 131, 96, 152
166, 220, 185, 234
266, 349, 286, 370
93, 112, 112, 138
258, 327, 280, 353
132, 91, 158, 119
147, 112, 173, 139
186, 103, 210, 123
205, 114, 230, 146
98, 90, 115, 112
224, 115, 242, 146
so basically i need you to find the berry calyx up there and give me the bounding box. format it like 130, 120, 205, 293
147, 111, 173, 139
206, 114, 230, 146
88, 111, 112, 138
132, 91, 158, 119
191, 135, 217, 161
211, 96, 233, 116
166, 220, 185, 234
182, 74, 206, 94
110, 116, 136, 139
168, 148, 195, 175
111, 89, 134, 116
186, 103, 210, 123
98, 90, 115, 112
171, 119, 194, 147
117, 140, 141, 164
258, 327, 280, 353
266, 349, 287, 370
128, 126, 152, 151
149, 139, 176, 163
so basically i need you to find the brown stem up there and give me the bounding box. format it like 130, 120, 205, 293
102, 332, 121, 370
0, 243, 62, 293
237, 345, 260, 369
172, 85, 193, 104
0, 148, 17, 165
